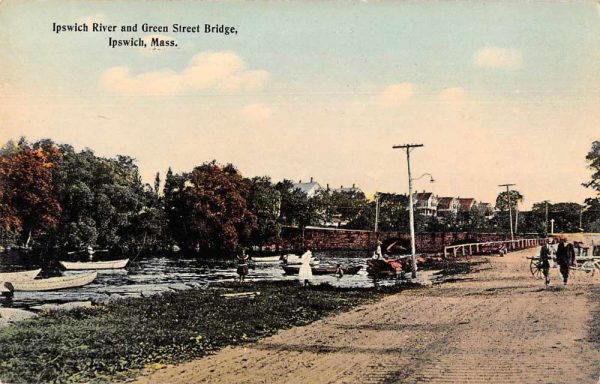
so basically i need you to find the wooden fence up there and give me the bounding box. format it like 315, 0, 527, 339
443, 238, 545, 258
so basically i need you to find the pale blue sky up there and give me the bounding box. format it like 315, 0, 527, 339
1, 1, 599, 208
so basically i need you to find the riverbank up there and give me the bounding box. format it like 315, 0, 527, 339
134, 248, 600, 384
0, 275, 438, 383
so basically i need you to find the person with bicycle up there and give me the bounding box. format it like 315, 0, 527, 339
539, 239, 552, 288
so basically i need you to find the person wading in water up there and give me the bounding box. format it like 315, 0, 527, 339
236, 248, 249, 282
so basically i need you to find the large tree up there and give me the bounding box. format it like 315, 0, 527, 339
0, 139, 61, 247
584, 140, 600, 194
165, 161, 256, 252
246, 176, 281, 245
49, 144, 150, 252
275, 180, 318, 229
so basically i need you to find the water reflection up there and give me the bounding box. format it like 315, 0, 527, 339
1, 251, 401, 308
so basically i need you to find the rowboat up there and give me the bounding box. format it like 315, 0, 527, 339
284, 259, 320, 266
10, 272, 97, 291
252, 256, 281, 262
282, 265, 362, 275
367, 258, 404, 277
0, 269, 41, 282
59, 259, 129, 270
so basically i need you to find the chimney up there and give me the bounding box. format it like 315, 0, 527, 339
310, 177, 313, 183
352, 183, 355, 188
326, 183, 329, 190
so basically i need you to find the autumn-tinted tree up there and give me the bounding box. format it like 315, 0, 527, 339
165, 161, 257, 252
0, 139, 61, 247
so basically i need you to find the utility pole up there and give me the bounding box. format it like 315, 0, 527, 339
393, 143, 423, 279
544, 200, 549, 236
374, 194, 380, 234
498, 184, 515, 241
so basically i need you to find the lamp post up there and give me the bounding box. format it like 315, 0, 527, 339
393, 144, 433, 280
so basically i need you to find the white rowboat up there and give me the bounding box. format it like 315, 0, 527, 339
252, 256, 281, 262
11, 272, 97, 291
0, 269, 41, 282
59, 259, 129, 270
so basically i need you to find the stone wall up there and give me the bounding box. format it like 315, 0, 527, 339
279, 226, 516, 254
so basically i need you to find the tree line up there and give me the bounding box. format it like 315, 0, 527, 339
1, 138, 599, 256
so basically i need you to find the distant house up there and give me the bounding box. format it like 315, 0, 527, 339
476, 202, 494, 216
414, 192, 438, 216
293, 177, 322, 198
437, 197, 460, 215
458, 198, 476, 212
334, 184, 363, 195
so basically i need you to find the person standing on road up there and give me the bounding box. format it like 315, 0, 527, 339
539, 240, 552, 288
566, 241, 576, 267
555, 238, 570, 285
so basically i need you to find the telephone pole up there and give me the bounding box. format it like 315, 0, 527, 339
498, 183, 516, 241
393, 143, 423, 279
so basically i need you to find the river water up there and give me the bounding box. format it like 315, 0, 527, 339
1, 251, 401, 308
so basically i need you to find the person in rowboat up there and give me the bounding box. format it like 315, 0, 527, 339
372, 240, 384, 260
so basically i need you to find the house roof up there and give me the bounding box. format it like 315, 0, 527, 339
437, 197, 456, 210
293, 182, 321, 195
414, 192, 433, 203
458, 198, 476, 210
335, 185, 363, 194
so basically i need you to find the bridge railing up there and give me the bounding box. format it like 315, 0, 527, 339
443, 238, 545, 259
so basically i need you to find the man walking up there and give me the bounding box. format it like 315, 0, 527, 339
555, 238, 570, 285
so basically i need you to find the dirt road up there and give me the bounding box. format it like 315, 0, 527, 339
134, 249, 600, 383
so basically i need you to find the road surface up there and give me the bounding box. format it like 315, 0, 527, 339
134, 248, 600, 384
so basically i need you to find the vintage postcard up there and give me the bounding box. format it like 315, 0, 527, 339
1, 1, 600, 383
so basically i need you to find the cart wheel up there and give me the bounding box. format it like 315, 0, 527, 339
530, 259, 543, 279
581, 261, 596, 277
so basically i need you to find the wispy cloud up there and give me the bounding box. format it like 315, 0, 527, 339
101, 51, 268, 96
241, 103, 272, 123
438, 87, 466, 104
472, 47, 522, 70
376, 83, 415, 107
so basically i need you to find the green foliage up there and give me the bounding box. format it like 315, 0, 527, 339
315, 189, 368, 227
375, 193, 410, 232
275, 180, 318, 229
0, 282, 391, 383
49, 145, 150, 252
246, 176, 281, 245
584, 140, 600, 194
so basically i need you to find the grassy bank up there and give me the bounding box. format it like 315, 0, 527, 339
0, 280, 414, 383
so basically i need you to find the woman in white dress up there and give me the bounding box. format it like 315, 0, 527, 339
298, 250, 313, 285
